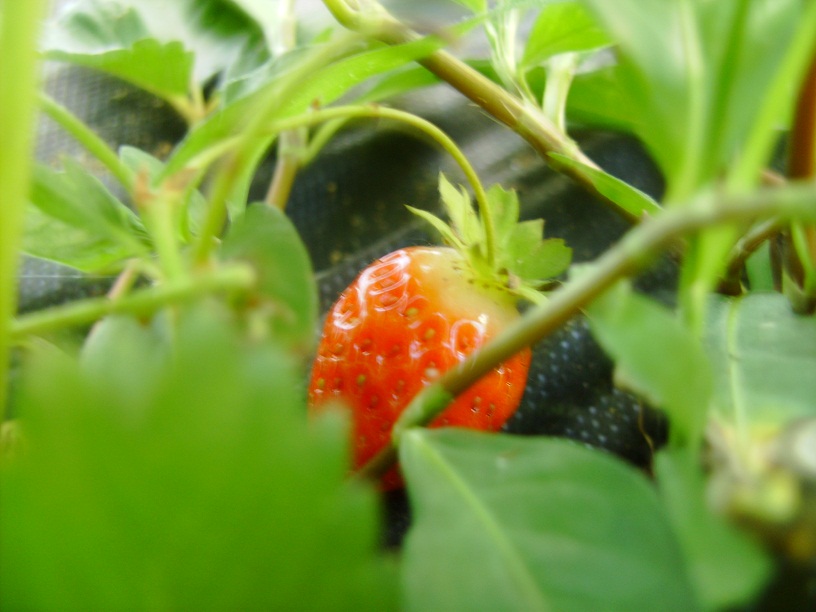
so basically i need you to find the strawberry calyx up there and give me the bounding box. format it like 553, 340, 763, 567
407, 173, 572, 306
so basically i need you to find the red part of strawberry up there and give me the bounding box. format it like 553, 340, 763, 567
307, 246, 532, 489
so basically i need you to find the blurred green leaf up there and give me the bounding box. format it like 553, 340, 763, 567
1, 307, 395, 609
31, 161, 145, 241
548, 152, 662, 219
22, 206, 136, 273
655, 449, 771, 610
24, 161, 148, 271
451, 0, 487, 13
161, 35, 443, 179
357, 65, 440, 104
47, 38, 195, 102
705, 293, 816, 425
220, 204, 318, 352
580, 0, 809, 200
522, 1, 610, 68
566, 66, 637, 132
46, 0, 149, 47
585, 280, 713, 449
400, 429, 699, 611
45, 0, 268, 85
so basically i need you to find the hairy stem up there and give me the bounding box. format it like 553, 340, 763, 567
0, 0, 49, 425
267, 104, 496, 264
322, 0, 645, 223
356, 182, 816, 482
10, 264, 255, 342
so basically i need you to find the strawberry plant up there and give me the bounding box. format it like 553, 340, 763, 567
1, 0, 815, 610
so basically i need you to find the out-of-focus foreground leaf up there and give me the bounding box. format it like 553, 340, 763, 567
0, 308, 395, 610
400, 428, 699, 611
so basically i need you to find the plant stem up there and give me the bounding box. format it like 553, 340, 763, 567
39, 94, 135, 191
721, 218, 783, 294
138, 191, 186, 282
10, 264, 255, 342
0, 0, 49, 425
265, 0, 305, 210
356, 181, 816, 482
213, 103, 497, 262
322, 0, 644, 224
266, 129, 307, 210
192, 34, 360, 266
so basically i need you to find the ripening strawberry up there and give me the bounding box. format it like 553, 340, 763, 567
308, 175, 572, 489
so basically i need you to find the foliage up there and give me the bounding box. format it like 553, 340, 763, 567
1, 0, 815, 609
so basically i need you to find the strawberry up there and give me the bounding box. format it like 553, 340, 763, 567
308, 174, 571, 488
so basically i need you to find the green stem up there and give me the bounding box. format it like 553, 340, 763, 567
0, 0, 48, 425
192, 34, 360, 265
265, 0, 305, 211
322, 0, 645, 224
139, 192, 186, 281
356, 181, 816, 482
720, 218, 783, 294
10, 264, 255, 342
267, 104, 497, 265
39, 93, 135, 191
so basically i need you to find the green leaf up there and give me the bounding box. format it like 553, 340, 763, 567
705, 293, 816, 426
227, 0, 284, 50
24, 161, 148, 271
400, 429, 699, 611
580, 0, 810, 200
45, 0, 149, 49
585, 280, 713, 449
501, 219, 567, 280
45, 0, 267, 86
357, 65, 440, 104
161, 36, 441, 179
220, 204, 318, 352
1, 307, 396, 609
47, 38, 195, 102
22, 206, 137, 273
452, 0, 487, 13
655, 450, 771, 610
567, 66, 637, 133
31, 161, 145, 243
406, 206, 463, 250
548, 152, 662, 219
522, 1, 611, 68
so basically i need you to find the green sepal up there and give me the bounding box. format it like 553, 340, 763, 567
408, 174, 572, 303
404, 205, 464, 250
438, 173, 483, 247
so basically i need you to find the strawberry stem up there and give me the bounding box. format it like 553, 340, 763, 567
9, 264, 255, 341
217, 103, 498, 265
39, 94, 136, 192
356, 181, 816, 482
192, 34, 362, 266
322, 0, 648, 224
